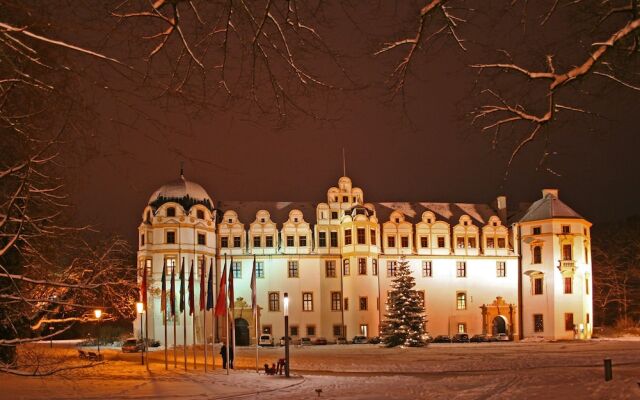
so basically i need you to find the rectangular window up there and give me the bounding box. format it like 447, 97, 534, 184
197, 233, 206, 245
533, 226, 541, 235
268, 292, 279, 312
232, 261, 242, 278
564, 277, 572, 294
457, 323, 466, 333
387, 261, 397, 277
372, 259, 378, 275
345, 229, 352, 245
333, 324, 342, 337
290, 326, 299, 336
586, 313, 590, 324
585, 276, 590, 295
420, 236, 429, 248
562, 225, 570, 234
496, 261, 506, 277
497, 238, 506, 248
342, 196, 349, 203
331, 292, 342, 311
456, 292, 467, 310
319, 232, 327, 247
401, 236, 409, 248
166, 231, 176, 244
387, 236, 396, 248
221, 236, 228, 248
344, 297, 349, 311
422, 261, 432, 277
233, 236, 241, 248
265, 235, 274, 247
360, 324, 368, 336
288, 261, 299, 278
330, 231, 338, 247
370, 229, 376, 246
437, 236, 446, 248
302, 292, 313, 311
331, 211, 338, 219
456, 261, 466, 278
286, 236, 294, 246
357, 228, 366, 244
487, 237, 495, 248
140, 234, 145, 246
358, 258, 367, 275
468, 237, 476, 248
306, 325, 316, 336
565, 313, 574, 331
456, 237, 465, 248
343, 259, 350, 276
359, 296, 368, 311
325, 260, 336, 277
253, 236, 261, 248
256, 261, 264, 278
534, 314, 544, 333
562, 244, 572, 261
534, 277, 543, 295
299, 236, 307, 247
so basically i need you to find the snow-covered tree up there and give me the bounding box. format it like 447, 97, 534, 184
381, 257, 427, 347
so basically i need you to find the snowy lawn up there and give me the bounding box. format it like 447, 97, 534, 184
3, 339, 640, 399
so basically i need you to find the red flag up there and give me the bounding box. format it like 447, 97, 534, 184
214, 257, 227, 317
140, 262, 147, 306
228, 256, 235, 314
251, 256, 257, 315
199, 256, 206, 311
188, 260, 195, 315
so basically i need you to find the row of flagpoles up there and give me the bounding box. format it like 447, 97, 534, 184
140, 254, 259, 373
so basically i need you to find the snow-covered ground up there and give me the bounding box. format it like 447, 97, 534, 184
4, 339, 640, 399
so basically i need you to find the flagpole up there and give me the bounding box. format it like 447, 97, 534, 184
164, 305, 168, 370
225, 254, 230, 375
144, 263, 149, 371
203, 256, 208, 373
253, 256, 258, 373
172, 264, 177, 369
230, 256, 235, 371
191, 261, 197, 370
183, 258, 187, 371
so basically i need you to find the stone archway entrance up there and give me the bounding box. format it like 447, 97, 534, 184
235, 318, 250, 346
492, 315, 508, 335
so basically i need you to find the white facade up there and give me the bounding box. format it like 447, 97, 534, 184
136, 176, 592, 345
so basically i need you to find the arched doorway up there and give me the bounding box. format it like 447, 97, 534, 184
235, 318, 250, 346
492, 315, 508, 335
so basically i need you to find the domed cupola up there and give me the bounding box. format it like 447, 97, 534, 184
148, 173, 214, 211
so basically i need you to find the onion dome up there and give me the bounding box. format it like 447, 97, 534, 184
148, 174, 214, 211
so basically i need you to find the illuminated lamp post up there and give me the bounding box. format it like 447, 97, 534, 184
136, 302, 145, 365
94, 309, 102, 357
283, 292, 290, 378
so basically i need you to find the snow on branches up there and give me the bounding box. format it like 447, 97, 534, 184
381, 257, 428, 348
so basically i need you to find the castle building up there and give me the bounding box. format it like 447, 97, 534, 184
136, 175, 593, 345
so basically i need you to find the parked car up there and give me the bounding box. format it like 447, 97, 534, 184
279, 336, 292, 346
368, 336, 381, 344
121, 338, 144, 353
432, 335, 452, 343
470, 334, 490, 343
453, 333, 470, 343
495, 333, 510, 341
352, 335, 368, 344
300, 337, 313, 346
336, 336, 348, 344
314, 337, 328, 345
259, 334, 274, 346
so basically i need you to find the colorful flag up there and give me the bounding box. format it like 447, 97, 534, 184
140, 263, 147, 306
199, 256, 206, 311
179, 258, 185, 313
251, 256, 257, 315
188, 261, 195, 315
206, 260, 214, 311
214, 256, 227, 317
228, 256, 235, 314
170, 262, 176, 316
161, 260, 167, 314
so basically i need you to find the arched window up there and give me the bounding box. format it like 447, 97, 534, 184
533, 246, 542, 264
167, 207, 176, 217
196, 209, 205, 219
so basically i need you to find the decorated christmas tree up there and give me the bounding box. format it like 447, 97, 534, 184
381, 256, 427, 347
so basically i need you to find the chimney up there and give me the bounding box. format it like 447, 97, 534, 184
496, 195, 507, 223
542, 189, 559, 198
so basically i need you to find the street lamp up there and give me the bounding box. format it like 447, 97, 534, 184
136, 302, 145, 365
283, 292, 290, 377
94, 309, 102, 357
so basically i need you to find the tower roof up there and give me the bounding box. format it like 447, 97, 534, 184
518, 191, 583, 223
148, 175, 214, 211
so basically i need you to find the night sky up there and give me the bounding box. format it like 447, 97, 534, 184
60, 2, 640, 242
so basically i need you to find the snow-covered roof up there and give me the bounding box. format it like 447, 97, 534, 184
148, 175, 214, 210
518, 193, 583, 223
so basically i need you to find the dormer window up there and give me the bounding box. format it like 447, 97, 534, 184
228, 218, 232, 223
167, 207, 176, 217
395, 218, 400, 223
146, 211, 151, 222
294, 217, 298, 223
342, 196, 348, 202
196, 210, 205, 219
261, 218, 265, 223
493, 222, 498, 226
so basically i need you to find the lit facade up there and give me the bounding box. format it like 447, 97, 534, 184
136, 176, 593, 345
